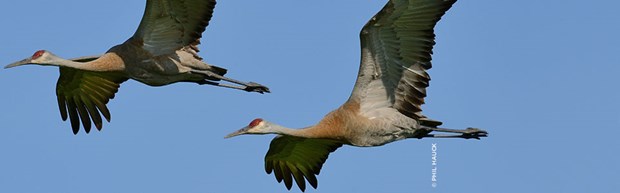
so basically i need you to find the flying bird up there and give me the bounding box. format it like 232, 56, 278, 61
225, 0, 486, 191
5, 0, 270, 134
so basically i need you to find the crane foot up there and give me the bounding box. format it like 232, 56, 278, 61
418, 126, 488, 139
244, 82, 270, 93
190, 70, 270, 94
457, 128, 488, 139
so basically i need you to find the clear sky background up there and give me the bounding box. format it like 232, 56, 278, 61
1, 0, 619, 192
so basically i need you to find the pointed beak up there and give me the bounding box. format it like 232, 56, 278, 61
224, 126, 251, 139
5, 57, 33, 69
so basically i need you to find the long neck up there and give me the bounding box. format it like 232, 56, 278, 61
268, 123, 344, 140
269, 124, 314, 138
265, 103, 354, 140
49, 53, 125, 72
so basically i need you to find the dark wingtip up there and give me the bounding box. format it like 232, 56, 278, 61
84, 124, 91, 134
93, 116, 103, 131
72, 126, 79, 135
102, 108, 112, 122
75, 101, 92, 134
307, 175, 318, 189
290, 168, 307, 192
95, 122, 103, 131
57, 95, 68, 121
265, 161, 273, 174
273, 162, 283, 183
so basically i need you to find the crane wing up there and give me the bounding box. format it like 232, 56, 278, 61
350, 0, 457, 120
264, 135, 342, 192
131, 0, 216, 56
56, 56, 127, 134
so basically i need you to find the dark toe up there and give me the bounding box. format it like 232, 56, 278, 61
462, 128, 488, 139
246, 82, 270, 93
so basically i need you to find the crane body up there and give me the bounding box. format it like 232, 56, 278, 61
225, 0, 487, 191
101, 39, 229, 87
5, 0, 269, 134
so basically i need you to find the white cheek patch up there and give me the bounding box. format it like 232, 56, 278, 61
257, 121, 267, 129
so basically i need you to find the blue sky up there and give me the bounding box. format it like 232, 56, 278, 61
1, 0, 619, 192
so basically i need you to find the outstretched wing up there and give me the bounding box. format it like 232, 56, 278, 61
265, 135, 343, 192
130, 0, 217, 57
350, 0, 457, 119
56, 56, 127, 134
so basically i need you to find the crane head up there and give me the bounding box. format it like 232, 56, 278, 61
225, 118, 269, 138
5, 50, 54, 69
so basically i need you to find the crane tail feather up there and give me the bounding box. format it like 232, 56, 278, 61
210, 65, 227, 76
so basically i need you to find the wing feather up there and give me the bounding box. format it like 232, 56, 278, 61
80, 96, 103, 130
75, 99, 92, 133
264, 136, 342, 192
56, 57, 127, 134
65, 97, 81, 134
350, 0, 457, 119
131, 0, 216, 56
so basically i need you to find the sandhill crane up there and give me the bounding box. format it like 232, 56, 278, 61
5, 0, 269, 134
225, 0, 487, 191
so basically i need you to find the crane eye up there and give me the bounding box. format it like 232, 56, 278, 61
249, 118, 263, 127
32, 50, 45, 59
